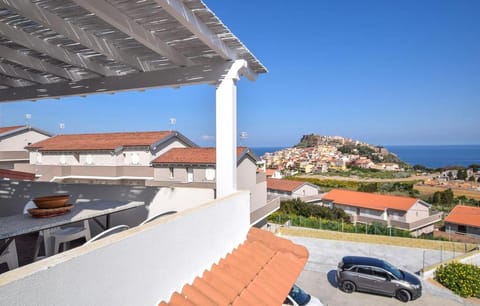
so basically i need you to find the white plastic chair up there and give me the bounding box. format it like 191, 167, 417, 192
84, 225, 130, 245
0, 240, 19, 270
24, 201, 91, 259
140, 211, 177, 226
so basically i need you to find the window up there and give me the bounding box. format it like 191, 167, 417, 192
356, 266, 371, 275
205, 168, 215, 181
187, 168, 193, 183
131, 153, 140, 165
169, 167, 174, 179
372, 268, 390, 280
458, 225, 467, 233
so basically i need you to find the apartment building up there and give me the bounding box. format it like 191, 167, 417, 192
322, 189, 442, 236
16, 131, 195, 184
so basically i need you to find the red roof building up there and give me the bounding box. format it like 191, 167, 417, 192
445, 205, 480, 237
323, 189, 441, 236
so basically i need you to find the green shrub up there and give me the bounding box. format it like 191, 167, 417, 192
435, 262, 480, 298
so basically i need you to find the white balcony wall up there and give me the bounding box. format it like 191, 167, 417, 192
0, 191, 251, 306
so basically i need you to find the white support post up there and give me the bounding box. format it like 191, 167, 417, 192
215, 60, 251, 198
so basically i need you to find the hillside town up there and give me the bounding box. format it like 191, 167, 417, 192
261, 134, 403, 176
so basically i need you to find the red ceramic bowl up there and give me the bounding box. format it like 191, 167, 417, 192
33, 194, 70, 209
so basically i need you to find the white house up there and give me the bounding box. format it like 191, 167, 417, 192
267, 178, 320, 201
444, 205, 480, 238
0, 125, 51, 169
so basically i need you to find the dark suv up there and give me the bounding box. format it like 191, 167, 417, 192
337, 256, 422, 302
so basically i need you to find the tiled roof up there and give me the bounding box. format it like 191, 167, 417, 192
323, 189, 418, 212
445, 205, 480, 228
0, 125, 24, 134
152, 147, 248, 164
27, 131, 173, 151
158, 227, 308, 306
0, 169, 35, 181
267, 178, 307, 193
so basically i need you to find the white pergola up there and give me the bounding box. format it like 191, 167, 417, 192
0, 0, 266, 197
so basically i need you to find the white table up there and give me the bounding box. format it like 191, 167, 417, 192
0, 200, 144, 256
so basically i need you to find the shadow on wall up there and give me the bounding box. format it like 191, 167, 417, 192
0, 179, 158, 226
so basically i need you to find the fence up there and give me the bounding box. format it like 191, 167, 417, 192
270, 213, 414, 237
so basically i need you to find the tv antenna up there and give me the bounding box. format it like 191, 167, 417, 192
239, 131, 248, 145
58, 123, 65, 134
169, 118, 176, 131
25, 113, 32, 127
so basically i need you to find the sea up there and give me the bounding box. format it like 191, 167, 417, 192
251, 145, 480, 169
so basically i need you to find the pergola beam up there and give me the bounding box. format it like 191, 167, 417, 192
155, 0, 237, 61
0, 45, 81, 81
0, 0, 152, 72
0, 63, 229, 103
0, 20, 117, 77
72, 0, 193, 67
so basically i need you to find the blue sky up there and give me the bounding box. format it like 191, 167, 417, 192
0, 0, 479, 147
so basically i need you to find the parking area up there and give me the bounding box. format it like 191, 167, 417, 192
286, 235, 479, 306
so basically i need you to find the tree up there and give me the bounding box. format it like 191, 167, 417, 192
413, 164, 427, 171
468, 176, 476, 182
468, 164, 480, 172
457, 169, 468, 181
358, 183, 378, 193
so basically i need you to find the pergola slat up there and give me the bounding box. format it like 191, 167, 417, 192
0, 19, 117, 77
0, 62, 51, 84
71, 0, 193, 67
0, 74, 31, 87
0, 0, 153, 73
0, 45, 81, 81
155, 0, 236, 61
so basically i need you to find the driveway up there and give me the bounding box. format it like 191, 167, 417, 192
285, 235, 478, 306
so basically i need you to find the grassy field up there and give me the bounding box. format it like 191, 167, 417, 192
278, 226, 478, 252
415, 184, 480, 200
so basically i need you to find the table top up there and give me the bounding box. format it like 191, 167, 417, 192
0, 200, 144, 240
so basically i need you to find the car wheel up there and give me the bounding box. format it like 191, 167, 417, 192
396, 289, 411, 302
341, 280, 356, 293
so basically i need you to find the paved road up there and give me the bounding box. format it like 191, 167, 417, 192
285, 235, 479, 306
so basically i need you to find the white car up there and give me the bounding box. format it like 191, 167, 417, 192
283, 284, 324, 306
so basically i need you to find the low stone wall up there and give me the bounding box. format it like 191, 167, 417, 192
434, 230, 480, 245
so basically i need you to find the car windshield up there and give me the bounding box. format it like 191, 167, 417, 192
382, 260, 403, 279
289, 284, 311, 306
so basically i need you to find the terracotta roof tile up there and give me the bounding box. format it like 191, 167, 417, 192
191, 277, 230, 305
27, 131, 173, 151
445, 205, 480, 227
267, 178, 308, 193
323, 189, 418, 212
152, 147, 248, 164
159, 228, 308, 306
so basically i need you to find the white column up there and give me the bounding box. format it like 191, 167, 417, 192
215, 60, 256, 198
216, 73, 237, 198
